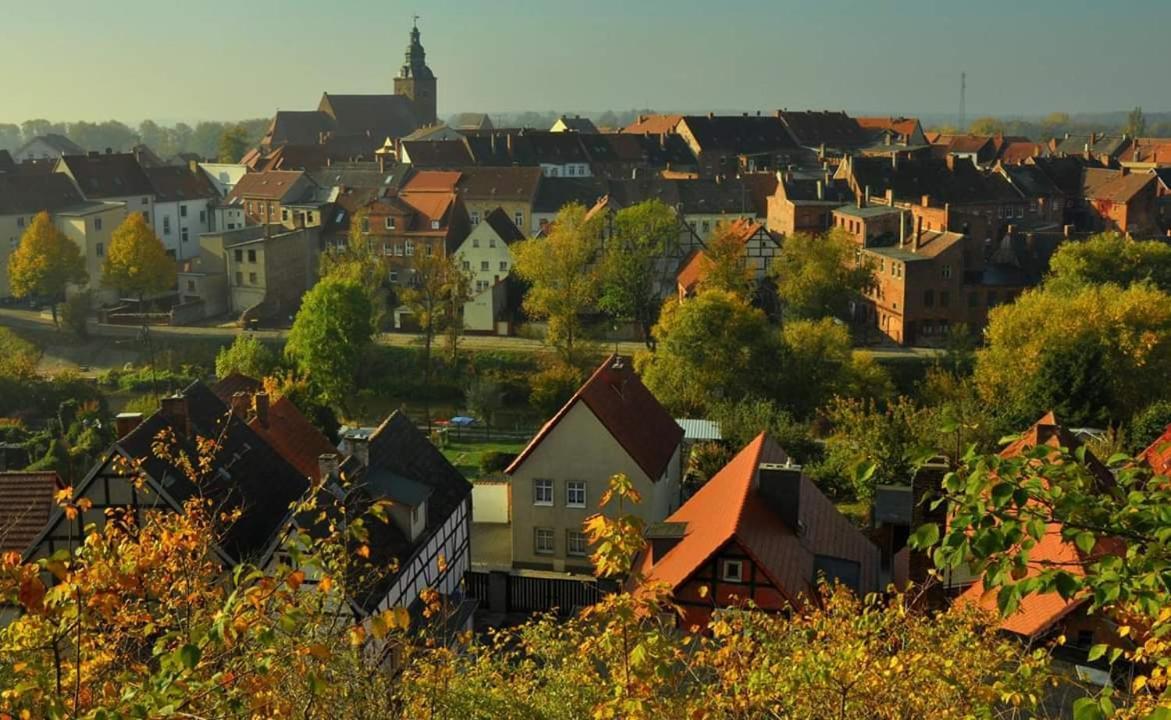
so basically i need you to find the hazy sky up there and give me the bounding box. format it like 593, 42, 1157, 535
3, 0, 1169, 124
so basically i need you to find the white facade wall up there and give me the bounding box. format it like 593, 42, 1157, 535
472, 482, 510, 523
154, 199, 213, 260
454, 222, 515, 294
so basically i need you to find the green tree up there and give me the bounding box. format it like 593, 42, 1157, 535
7, 211, 88, 326
968, 116, 1005, 135
779, 318, 891, 418
711, 396, 819, 462
1127, 399, 1171, 454
217, 124, 251, 163
1047, 232, 1171, 293
1023, 333, 1113, 428
815, 396, 935, 501
399, 251, 472, 382
770, 229, 873, 321
635, 290, 778, 415
285, 277, 374, 409
701, 220, 754, 298
320, 210, 390, 328
465, 377, 504, 438
102, 212, 176, 308
0, 328, 40, 379
599, 199, 678, 347
215, 333, 278, 380
512, 203, 601, 362
1126, 105, 1147, 137
1040, 111, 1071, 133
975, 283, 1171, 426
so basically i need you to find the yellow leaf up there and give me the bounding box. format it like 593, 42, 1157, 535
1132, 675, 1147, 692
348, 625, 366, 646
356, 545, 370, 559
286, 570, 305, 591
371, 612, 390, 640
319, 576, 333, 593
394, 606, 411, 631
698, 585, 709, 599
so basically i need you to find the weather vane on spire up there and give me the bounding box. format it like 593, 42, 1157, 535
413, 13, 420, 28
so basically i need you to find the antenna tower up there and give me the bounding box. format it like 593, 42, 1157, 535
959, 72, 967, 131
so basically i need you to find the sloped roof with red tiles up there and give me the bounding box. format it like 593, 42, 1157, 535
403, 170, 462, 192
636, 434, 879, 602
1117, 138, 1171, 165
622, 114, 684, 135
932, 134, 996, 155
957, 412, 1122, 638
506, 355, 683, 481
997, 141, 1047, 165
0, 471, 62, 553
856, 116, 922, 138
225, 170, 305, 203
676, 249, 713, 294
1084, 170, 1156, 203
1141, 425, 1171, 476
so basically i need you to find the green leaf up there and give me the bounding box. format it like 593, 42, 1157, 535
1145, 708, 1171, 720
1072, 697, 1104, 720
1086, 643, 1108, 662
178, 643, 201, 670
1054, 572, 1080, 600
908, 523, 939, 550
1074, 531, 1097, 554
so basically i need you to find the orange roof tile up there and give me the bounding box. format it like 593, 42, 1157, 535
676, 249, 712, 294
248, 397, 338, 482
0, 471, 62, 553
403, 170, 462, 192
622, 114, 684, 135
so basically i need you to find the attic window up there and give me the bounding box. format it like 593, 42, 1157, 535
721, 559, 743, 583
430, 220, 440, 230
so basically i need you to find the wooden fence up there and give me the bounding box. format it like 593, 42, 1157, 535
464, 570, 617, 616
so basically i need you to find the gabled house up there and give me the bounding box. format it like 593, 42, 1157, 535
456, 166, 542, 233
767, 171, 853, 236
531, 176, 608, 234
1081, 168, 1158, 234
551, 115, 599, 134
675, 113, 802, 177
1117, 137, 1171, 171
634, 433, 879, 628
778, 110, 870, 159
1051, 133, 1129, 165
956, 413, 1124, 654
622, 114, 684, 135
856, 116, 928, 147
146, 165, 220, 260
55, 151, 156, 226
506, 355, 684, 574
24, 382, 311, 567
13, 134, 85, 163
675, 217, 779, 301
221, 170, 317, 228
454, 208, 525, 332
927, 134, 999, 167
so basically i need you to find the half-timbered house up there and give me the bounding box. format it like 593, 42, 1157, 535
634, 433, 879, 628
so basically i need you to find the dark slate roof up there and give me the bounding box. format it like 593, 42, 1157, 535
145, 165, 219, 202
0, 471, 61, 554
601, 176, 764, 216
319, 93, 420, 141
999, 164, 1064, 199
779, 110, 869, 150
456, 166, 542, 202
523, 132, 590, 164
679, 115, 798, 154
116, 382, 311, 563
309, 161, 408, 192
0, 172, 84, 215
847, 156, 1022, 206
59, 153, 155, 199
1029, 156, 1104, 198
402, 139, 475, 167
554, 115, 599, 133
18, 133, 84, 156
450, 112, 493, 130
781, 176, 853, 203
533, 176, 608, 213
263, 111, 333, 147
1053, 134, 1128, 158
483, 207, 526, 243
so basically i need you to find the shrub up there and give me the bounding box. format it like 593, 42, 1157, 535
479, 451, 517, 474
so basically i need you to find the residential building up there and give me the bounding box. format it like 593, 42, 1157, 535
453, 208, 524, 332
506, 355, 684, 573
13, 134, 84, 162
55, 202, 129, 304
531, 176, 607, 234
995, 163, 1067, 227
55, 151, 156, 226
1117, 137, 1171, 170
675, 113, 802, 177
676, 218, 779, 300
1081, 168, 1159, 234
1051, 133, 1129, 165
927, 134, 999, 167
456, 166, 542, 234
956, 413, 1123, 656
634, 433, 879, 629
198, 162, 249, 197
856, 116, 928, 147
221, 170, 316, 228
0, 471, 61, 554
450, 113, 493, 131
622, 114, 684, 135
146, 165, 219, 260
767, 171, 853, 236
550, 115, 599, 134
778, 110, 871, 159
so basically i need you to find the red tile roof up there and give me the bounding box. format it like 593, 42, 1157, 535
635, 434, 879, 602
506, 355, 683, 481
0, 471, 61, 553
856, 116, 921, 138
403, 170, 462, 192
1141, 425, 1171, 476
956, 412, 1123, 638
622, 114, 684, 135
225, 170, 305, 203
676, 249, 713, 295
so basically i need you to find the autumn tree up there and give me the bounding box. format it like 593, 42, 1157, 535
7, 211, 88, 326
1047, 232, 1171, 294
215, 332, 278, 380
771, 229, 873, 321
0, 327, 40, 379
974, 283, 1171, 426
285, 277, 374, 409
1126, 106, 1147, 138
512, 203, 601, 362
701, 220, 755, 298
778, 318, 892, 418
968, 116, 1006, 136
635, 289, 779, 415
102, 212, 176, 309
399, 250, 472, 381
216, 123, 251, 162
319, 209, 389, 328
598, 199, 678, 347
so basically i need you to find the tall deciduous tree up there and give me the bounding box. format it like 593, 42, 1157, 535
1047, 232, 1171, 293
635, 289, 779, 415
770, 229, 873, 321
1126, 106, 1147, 138
215, 333, 278, 380
512, 203, 601, 362
285, 277, 374, 409
399, 250, 471, 381
7, 211, 88, 326
102, 213, 176, 308
599, 199, 678, 347
320, 210, 389, 328
217, 124, 251, 163
702, 220, 754, 298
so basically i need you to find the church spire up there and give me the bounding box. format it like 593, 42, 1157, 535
400, 16, 433, 80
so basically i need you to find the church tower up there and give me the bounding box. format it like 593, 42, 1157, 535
394, 19, 438, 127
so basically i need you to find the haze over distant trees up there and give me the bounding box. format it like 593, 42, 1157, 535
0, 118, 269, 160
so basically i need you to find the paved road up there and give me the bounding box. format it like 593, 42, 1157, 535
0, 307, 941, 361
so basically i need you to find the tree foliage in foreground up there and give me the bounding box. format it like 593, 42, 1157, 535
8, 211, 88, 327
1046, 233, 1171, 295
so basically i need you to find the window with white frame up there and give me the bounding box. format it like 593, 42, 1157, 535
534, 527, 555, 555
471, 211, 480, 225
514, 211, 524, 228
567, 530, 588, 557
385, 217, 396, 230
405, 240, 414, 256
499, 261, 508, 271
163, 216, 171, 234
534, 478, 553, 506
430, 220, 440, 230
395, 244, 403, 257
566, 481, 586, 508
722, 559, 744, 583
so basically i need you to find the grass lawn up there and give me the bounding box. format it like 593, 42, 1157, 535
440, 439, 527, 480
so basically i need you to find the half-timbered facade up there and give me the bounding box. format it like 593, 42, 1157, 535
635, 433, 880, 629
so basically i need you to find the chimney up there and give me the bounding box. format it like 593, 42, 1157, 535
707, 112, 715, 119
816, 179, 824, 200
1083, 144, 1091, 161
756, 461, 803, 534
318, 453, 340, 481
160, 395, 190, 436
115, 412, 144, 439
1089, 132, 1097, 145
1064, 224, 1074, 238
914, 215, 923, 250
920, 194, 930, 208
229, 391, 250, 417
864, 185, 871, 205
885, 188, 894, 206
891, 153, 899, 170
638, 114, 647, 123
945, 154, 956, 171
506, 134, 513, 154
253, 392, 269, 428
348, 434, 371, 467
378, 151, 386, 174
899, 209, 907, 248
